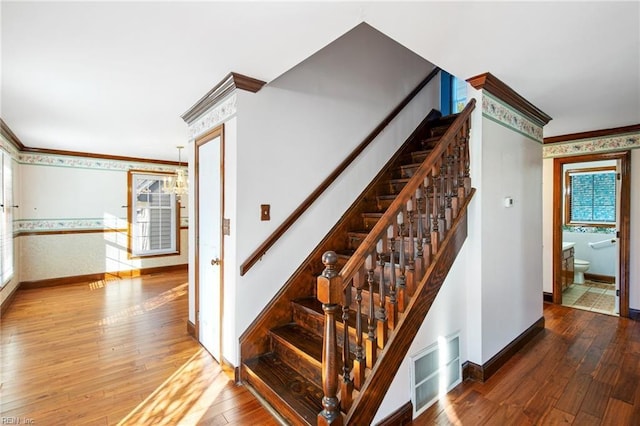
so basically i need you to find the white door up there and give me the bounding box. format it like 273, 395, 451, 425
197, 129, 223, 360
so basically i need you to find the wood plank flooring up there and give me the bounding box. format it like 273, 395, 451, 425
2, 271, 639, 425
0, 270, 279, 425
416, 303, 640, 425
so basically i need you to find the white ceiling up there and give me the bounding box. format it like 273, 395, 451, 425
2, 1, 639, 161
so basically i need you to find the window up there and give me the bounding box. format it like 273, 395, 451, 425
128, 171, 179, 257
440, 71, 467, 115
565, 167, 616, 226
0, 150, 14, 287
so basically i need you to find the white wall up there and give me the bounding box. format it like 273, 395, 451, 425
562, 231, 616, 276
373, 241, 470, 423
229, 24, 439, 364
479, 118, 543, 362
18, 155, 188, 282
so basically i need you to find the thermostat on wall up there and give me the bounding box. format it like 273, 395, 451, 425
504, 197, 514, 207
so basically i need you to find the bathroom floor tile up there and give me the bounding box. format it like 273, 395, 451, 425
561, 281, 617, 316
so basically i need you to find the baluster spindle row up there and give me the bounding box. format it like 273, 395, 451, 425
317, 109, 474, 423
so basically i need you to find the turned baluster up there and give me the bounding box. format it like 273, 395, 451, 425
457, 129, 467, 203
376, 239, 388, 349
340, 294, 353, 411
396, 211, 407, 312
317, 251, 343, 426
431, 165, 440, 254
386, 226, 397, 329
450, 141, 460, 219
438, 158, 447, 238
423, 176, 433, 265
352, 269, 365, 389
444, 148, 454, 230
414, 186, 425, 278
463, 119, 471, 195
406, 199, 415, 271
365, 254, 377, 369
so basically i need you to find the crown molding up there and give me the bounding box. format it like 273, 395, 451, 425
181, 72, 266, 124
0, 118, 26, 150
1, 118, 179, 166
544, 123, 640, 144
467, 72, 552, 127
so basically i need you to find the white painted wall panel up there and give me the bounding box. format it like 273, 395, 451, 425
480, 118, 543, 363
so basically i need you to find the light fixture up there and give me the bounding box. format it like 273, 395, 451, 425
163, 145, 188, 202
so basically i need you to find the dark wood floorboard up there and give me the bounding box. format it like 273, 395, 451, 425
0, 270, 280, 425
3, 273, 639, 425
415, 303, 640, 425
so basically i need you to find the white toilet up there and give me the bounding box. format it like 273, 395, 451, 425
574, 259, 590, 284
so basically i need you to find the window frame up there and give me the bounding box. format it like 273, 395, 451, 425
440, 71, 467, 116
0, 150, 15, 287
127, 170, 180, 258
564, 166, 617, 228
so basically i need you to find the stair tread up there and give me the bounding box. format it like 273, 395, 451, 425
271, 323, 322, 363
336, 249, 356, 258
362, 212, 384, 218
377, 194, 397, 201
400, 162, 422, 169
387, 177, 410, 184
244, 353, 323, 425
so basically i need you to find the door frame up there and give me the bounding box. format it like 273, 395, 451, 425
194, 124, 225, 359
552, 150, 631, 317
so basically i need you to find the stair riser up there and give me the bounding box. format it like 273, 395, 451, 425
411, 151, 429, 163
292, 302, 366, 349
362, 216, 379, 230
385, 180, 408, 194
271, 335, 322, 389
398, 164, 420, 179
242, 365, 317, 426
376, 197, 395, 210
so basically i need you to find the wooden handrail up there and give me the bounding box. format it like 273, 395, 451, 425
239, 67, 441, 276
316, 99, 476, 424
338, 98, 476, 287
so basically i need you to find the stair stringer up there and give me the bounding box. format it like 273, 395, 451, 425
346, 188, 475, 425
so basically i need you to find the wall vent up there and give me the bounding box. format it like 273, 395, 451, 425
410, 333, 461, 417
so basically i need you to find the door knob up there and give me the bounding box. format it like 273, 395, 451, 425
211, 258, 221, 266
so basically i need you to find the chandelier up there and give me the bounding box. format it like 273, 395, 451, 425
163, 146, 188, 201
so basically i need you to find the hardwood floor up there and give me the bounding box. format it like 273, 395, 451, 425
0, 270, 279, 425
2, 271, 639, 425
416, 303, 640, 425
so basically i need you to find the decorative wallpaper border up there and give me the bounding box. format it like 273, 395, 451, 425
188, 94, 237, 140
543, 132, 640, 158
15, 217, 189, 234
17, 152, 176, 172
482, 92, 544, 143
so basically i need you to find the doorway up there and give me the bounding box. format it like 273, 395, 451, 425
195, 125, 224, 360
552, 151, 631, 317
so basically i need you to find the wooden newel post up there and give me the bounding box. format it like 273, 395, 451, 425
317, 251, 344, 426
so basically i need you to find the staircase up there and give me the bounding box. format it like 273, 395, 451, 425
240, 100, 476, 425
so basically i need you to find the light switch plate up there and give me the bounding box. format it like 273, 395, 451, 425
261, 204, 270, 221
